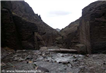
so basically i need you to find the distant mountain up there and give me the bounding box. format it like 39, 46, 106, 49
55, 28, 61, 32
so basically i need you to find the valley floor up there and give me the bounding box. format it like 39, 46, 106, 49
1, 47, 106, 73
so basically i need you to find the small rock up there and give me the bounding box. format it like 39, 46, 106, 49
73, 55, 77, 58
73, 59, 78, 62
14, 57, 25, 61
34, 64, 49, 72
36, 66, 49, 72
79, 66, 85, 69
64, 68, 67, 70
28, 61, 33, 63
85, 54, 90, 57
1, 62, 6, 66
103, 62, 106, 65
40, 47, 48, 52
46, 60, 50, 62
61, 55, 64, 57
25, 55, 33, 60
59, 61, 70, 64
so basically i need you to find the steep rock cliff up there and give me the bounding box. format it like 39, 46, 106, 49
61, 1, 106, 53
79, 1, 106, 53
1, 9, 22, 50
11, 0, 60, 46
1, 9, 40, 50
1, 1, 60, 50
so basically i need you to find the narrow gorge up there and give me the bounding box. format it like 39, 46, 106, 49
1, 1, 106, 73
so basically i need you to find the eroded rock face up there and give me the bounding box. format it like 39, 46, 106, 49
61, 1, 106, 53
60, 19, 80, 48
1, 1, 60, 46
1, 9, 40, 50
1, 1, 40, 50
79, 1, 106, 53
13, 14, 40, 49
1, 1, 60, 50
1, 9, 22, 50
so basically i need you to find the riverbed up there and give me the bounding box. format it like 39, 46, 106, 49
1, 49, 106, 73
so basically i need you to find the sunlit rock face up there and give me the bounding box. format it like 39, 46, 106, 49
79, 1, 106, 53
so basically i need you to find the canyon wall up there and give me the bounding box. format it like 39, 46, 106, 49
1, 1, 60, 50
61, 1, 106, 53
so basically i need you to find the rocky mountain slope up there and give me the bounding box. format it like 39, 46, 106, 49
61, 1, 106, 53
60, 19, 80, 48
55, 28, 61, 32
2, 1, 59, 36
1, 1, 60, 51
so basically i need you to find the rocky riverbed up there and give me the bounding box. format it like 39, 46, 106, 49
1, 48, 106, 73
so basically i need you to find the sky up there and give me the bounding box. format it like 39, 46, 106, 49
25, 0, 97, 29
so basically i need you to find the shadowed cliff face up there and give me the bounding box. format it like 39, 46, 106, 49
2, 1, 61, 46
79, 1, 106, 53
1, 1, 60, 50
1, 9, 40, 50
1, 1, 12, 9
61, 1, 106, 53
1, 9, 22, 50
12, 15, 40, 49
